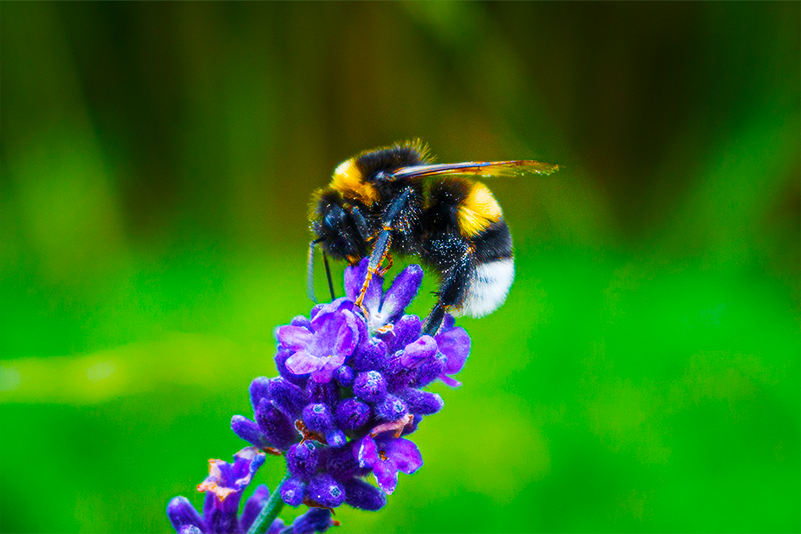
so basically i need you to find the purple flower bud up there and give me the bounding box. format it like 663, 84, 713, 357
382, 353, 414, 392
307, 474, 346, 508
324, 444, 365, 481
276, 348, 308, 387
290, 508, 335, 534
413, 353, 447, 388
256, 398, 297, 451
231, 415, 273, 448
334, 365, 354, 387
290, 315, 312, 329
167, 496, 206, 533
350, 338, 387, 372
306, 380, 340, 407
268, 378, 308, 418
310, 303, 325, 320
343, 478, 387, 511
178, 526, 202, 534
375, 394, 408, 421
397, 389, 444, 415
302, 403, 335, 433
334, 398, 371, 431
287, 441, 321, 480
381, 314, 422, 353
353, 371, 387, 403
325, 429, 347, 448
400, 335, 437, 367
249, 377, 271, 411
280, 477, 307, 507
239, 484, 270, 533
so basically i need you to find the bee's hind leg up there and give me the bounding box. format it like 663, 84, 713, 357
422, 250, 473, 336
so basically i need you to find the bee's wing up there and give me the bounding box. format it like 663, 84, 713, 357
389, 160, 559, 180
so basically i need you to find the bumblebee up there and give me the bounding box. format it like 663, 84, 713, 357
308, 140, 558, 336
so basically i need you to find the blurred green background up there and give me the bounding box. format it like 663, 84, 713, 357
1, 2, 799, 532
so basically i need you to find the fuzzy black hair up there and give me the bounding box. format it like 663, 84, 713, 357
355, 140, 433, 180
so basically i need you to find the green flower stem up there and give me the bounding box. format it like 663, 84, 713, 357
247, 472, 291, 534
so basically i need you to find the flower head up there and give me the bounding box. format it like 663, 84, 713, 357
225, 259, 471, 515
276, 299, 361, 383
356, 433, 424, 495
167, 447, 284, 534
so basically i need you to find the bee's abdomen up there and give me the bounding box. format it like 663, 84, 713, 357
456, 221, 514, 318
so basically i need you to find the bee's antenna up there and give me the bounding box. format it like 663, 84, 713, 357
322, 251, 336, 302
307, 238, 325, 303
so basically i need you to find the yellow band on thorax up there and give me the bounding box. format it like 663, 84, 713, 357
331, 158, 379, 206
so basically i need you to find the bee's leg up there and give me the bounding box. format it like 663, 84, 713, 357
377, 252, 394, 277
422, 250, 473, 336
355, 229, 391, 309
350, 205, 372, 242
355, 188, 414, 309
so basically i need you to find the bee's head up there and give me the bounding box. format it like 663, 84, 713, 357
312, 191, 367, 261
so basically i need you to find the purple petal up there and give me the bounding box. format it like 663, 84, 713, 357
441, 313, 456, 331
435, 326, 470, 375
286, 351, 323, 375
310, 298, 351, 328
399, 335, 437, 367
343, 258, 382, 313
232, 447, 266, 489
439, 374, 462, 388
309, 313, 346, 355
356, 435, 379, 468
310, 366, 335, 383
380, 265, 423, 319
276, 326, 313, 351
332, 311, 358, 356
381, 315, 422, 353
290, 315, 312, 329
344, 259, 369, 301
372, 457, 399, 495
384, 438, 423, 475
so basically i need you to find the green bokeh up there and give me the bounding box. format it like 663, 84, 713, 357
1, 2, 799, 532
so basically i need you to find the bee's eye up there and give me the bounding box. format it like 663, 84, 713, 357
322, 211, 339, 233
